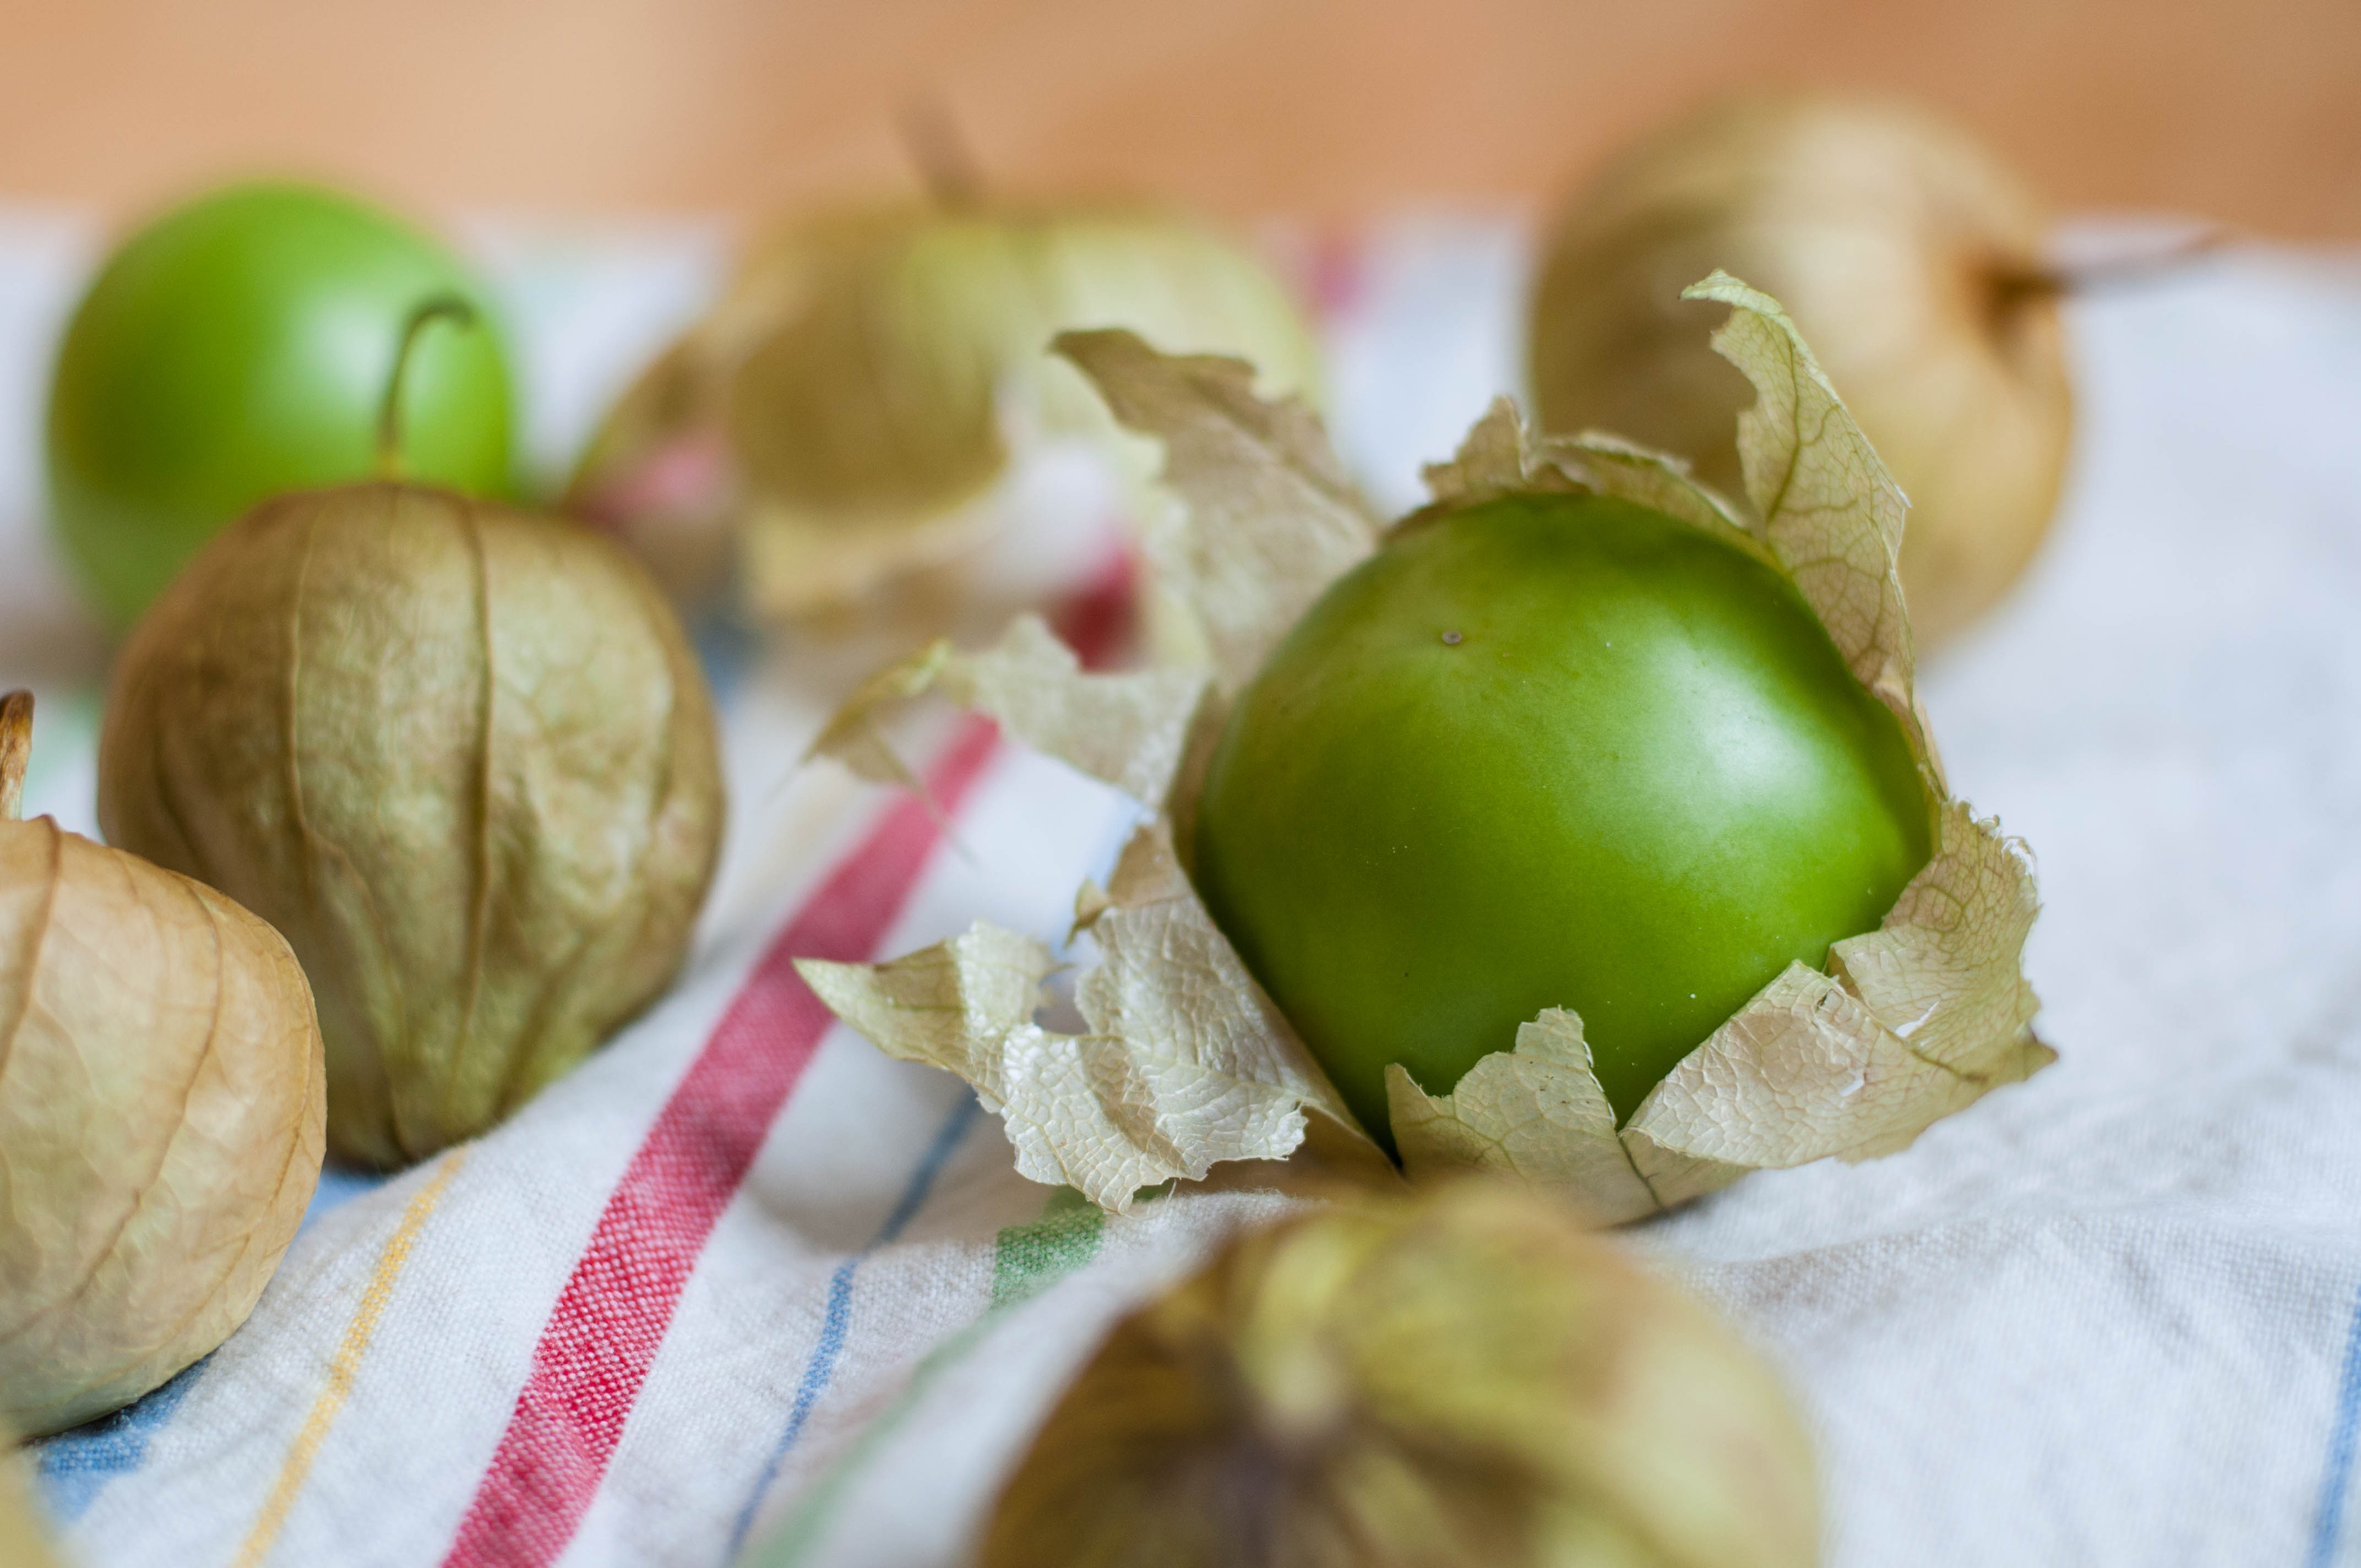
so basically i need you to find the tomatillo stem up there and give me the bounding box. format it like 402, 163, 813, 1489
1987, 228, 2229, 311
0, 690, 32, 823
897, 95, 986, 211
376, 294, 478, 478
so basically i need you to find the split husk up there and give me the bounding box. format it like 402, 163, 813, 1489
567, 201, 1322, 624
98, 483, 725, 1169
982, 1182, 1818, 1568
800, 275, 2047, 1219
1530, 92, 2073, 646
0, 692, 325, 1435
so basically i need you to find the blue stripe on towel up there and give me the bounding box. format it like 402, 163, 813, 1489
723, 1094, 982, 1562
2307, 1283, 2361, 1568
34, 1357, 208, 1522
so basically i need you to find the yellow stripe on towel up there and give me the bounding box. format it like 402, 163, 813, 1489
230, 1148, 469, 1568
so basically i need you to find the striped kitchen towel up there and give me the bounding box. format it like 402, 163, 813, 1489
12, 215, 2361, 1568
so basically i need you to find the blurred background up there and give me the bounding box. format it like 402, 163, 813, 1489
2, 0, 2355, 234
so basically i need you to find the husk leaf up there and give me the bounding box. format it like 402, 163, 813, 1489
1415, 398, 1761, 559
804, 281, 2044, 1219
1385, 1012, 1659, 1225
796, 819, 1372, 1212
1683, 269, 1941, 787
1049, 330, 1381, 695
804, 611, 1211, 804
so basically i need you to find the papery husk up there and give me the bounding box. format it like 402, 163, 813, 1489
805, 612, 1213, 805
799, 817, 1387, 1215
981, 1182, 1818, 1568
803, 282, 2048, 1221
98, 483, 725, 1169
1529, 91, 2072, 646
567, 203, 1323, 624
0, 694, 325, 1435
1047, 330, 1380, 696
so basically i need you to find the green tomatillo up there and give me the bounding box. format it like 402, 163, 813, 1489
46, 180, 514, 627
1191, 491, 1934, 1141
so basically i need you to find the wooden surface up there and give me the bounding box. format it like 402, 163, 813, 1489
0, 0, 2354, 236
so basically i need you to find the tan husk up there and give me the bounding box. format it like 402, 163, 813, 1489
1047, 330, 1380, 696
98, 483, 725, 1169
804, 612, 1213, 805
567, 203, 1324, 621
802, 279, 2047, 1221
0, 691, 325, 1435
981, 1182, 1818, 1568
1529, 91, 2073, 646
799, 818, 1383, 1214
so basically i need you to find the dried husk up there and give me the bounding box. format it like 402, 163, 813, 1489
97, 483, 725, 1169
1530, 92, 2072, 646
0, 693, 325, 1436
566, 202, 1323, 624
982, 1182, 1818, 1568
803, 278, 2047, 1221
801, 817, 1385, 1214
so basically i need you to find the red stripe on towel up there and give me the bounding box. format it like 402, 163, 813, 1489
439, 715, 1001, 1568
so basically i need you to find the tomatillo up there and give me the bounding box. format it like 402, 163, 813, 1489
1192, 493, 1933, 1143
46, 181, 514, 626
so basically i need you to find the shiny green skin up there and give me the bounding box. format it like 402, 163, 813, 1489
1192, 493, 1933, 1143
47, 182, 514, 626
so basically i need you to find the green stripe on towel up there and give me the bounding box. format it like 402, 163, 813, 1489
742, 1189, 1107, 1567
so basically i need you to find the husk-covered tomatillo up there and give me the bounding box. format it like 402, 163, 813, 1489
0, 692, 325, 1436
982, 1183, 1818, 1568
1530, 92, 2072, 645
97, 461, 725, 1167
569, 196, 1321, 623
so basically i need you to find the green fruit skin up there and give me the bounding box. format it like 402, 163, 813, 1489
1192, 493, 1933, 1142
46, 181, 515, 627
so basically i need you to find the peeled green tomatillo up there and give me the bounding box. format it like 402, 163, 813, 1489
1192, 493, 1933, 1141
46, 180, 514, 626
